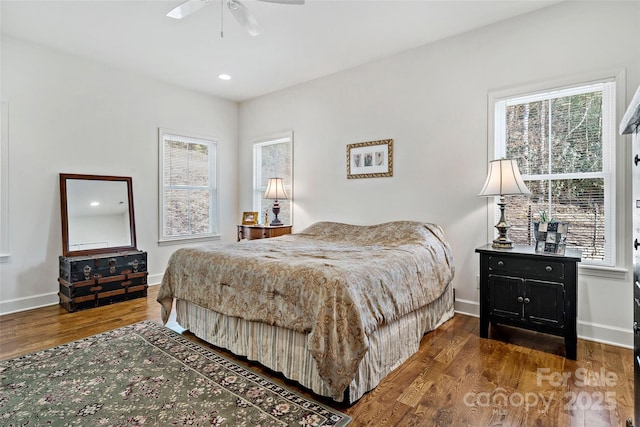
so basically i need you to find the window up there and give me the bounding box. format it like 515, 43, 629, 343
493, 81, 615, 266
159, 129, 218, 242
253, 134, 293, 225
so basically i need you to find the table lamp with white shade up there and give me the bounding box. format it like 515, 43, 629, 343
263, 177, 288, 226
479, 159, 531, 249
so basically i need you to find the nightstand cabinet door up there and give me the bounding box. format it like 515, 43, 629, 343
525, 279, 565, 328
488, 276, 566, 328
488, 275, 524, 320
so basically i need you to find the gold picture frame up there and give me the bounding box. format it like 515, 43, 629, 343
242, 211, 259, 225
347, 139, 393, 179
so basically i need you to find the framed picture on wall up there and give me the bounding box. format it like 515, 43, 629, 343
347, 139, 393, 179
242, 211, 258, 225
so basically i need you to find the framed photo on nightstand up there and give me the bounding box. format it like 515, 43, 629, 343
242, 211, 258, 225
534, 221, 568, 255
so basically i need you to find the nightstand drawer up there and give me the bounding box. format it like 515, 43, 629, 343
247, 227, 269, 239
237, 224, 292, 241
488, 256, 565, 280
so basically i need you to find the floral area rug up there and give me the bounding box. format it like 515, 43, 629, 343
0, 320, 351, 426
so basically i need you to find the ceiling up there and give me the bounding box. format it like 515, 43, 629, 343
1, 0, 560, 102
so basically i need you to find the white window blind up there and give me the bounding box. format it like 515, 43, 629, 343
494, 81, 615, 266
159, 130, 217, 241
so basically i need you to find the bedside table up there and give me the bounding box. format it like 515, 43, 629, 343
237, 224, 292, 241
475, 244, 582, 359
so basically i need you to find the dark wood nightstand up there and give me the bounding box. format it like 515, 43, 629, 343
237, 224, 292, 241
475, 244, 582, 359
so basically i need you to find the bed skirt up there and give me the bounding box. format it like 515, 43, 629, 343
176, 282, 454, 404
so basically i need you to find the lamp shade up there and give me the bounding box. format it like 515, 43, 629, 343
263, 178, 288, 200
478, 159, 531, 197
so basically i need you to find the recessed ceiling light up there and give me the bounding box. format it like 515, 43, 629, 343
218, 74, 231, 81
90, 201, 100, 207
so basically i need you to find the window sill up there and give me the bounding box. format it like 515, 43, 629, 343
158, 234, 221, 246
578, 264, 628, 280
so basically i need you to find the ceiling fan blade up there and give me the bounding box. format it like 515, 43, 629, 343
167, 0, 211, 19
257, 0, 305, 4
227, 0, 263, 36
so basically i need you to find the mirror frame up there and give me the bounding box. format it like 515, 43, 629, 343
60, 173, 137, 257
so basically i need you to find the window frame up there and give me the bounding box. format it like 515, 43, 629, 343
487, 72, 627, 272
253, 132, 293, 225
158, 128, 219, 244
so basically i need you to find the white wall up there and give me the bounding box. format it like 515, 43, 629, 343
0, 36, 239, 313
238, 1, 640, 347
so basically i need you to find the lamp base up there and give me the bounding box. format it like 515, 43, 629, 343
491, 236, 513, 249
492, 198, 514, 249
270, 201, 282, 226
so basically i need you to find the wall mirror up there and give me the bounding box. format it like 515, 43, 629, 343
60, 173, 137, 257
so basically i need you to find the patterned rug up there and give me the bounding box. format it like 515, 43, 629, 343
0, 320, 351, 426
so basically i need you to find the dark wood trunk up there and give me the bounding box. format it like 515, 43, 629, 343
58, 250, 148, 312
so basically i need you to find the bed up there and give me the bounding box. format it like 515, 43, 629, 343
157, 220, 455, 403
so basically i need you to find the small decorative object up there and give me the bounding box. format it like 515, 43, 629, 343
263, 178, 288, 226
242, 211, 258, 225
478, 159, 532, 249
264, 209, 269, 225
533, 211, 568, 255
347, 139, 393, 179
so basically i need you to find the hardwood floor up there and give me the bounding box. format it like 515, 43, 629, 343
0, 285, 634, 427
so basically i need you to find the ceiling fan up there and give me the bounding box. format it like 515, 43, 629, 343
167, 0, 304, 37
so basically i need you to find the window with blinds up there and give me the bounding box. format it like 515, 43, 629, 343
159, 130, 217, 241
253, 135, 292, 225
494, 81, 615, 265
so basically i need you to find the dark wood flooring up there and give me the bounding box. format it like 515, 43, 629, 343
0, 285, 634, 426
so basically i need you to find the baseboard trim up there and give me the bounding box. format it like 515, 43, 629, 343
148, 273, 163, 286
577, 321, 633, 349
0, 292, 59, 316
454, 299, 633, 349
0, 276, 163, 316
454, 298, 479, 318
